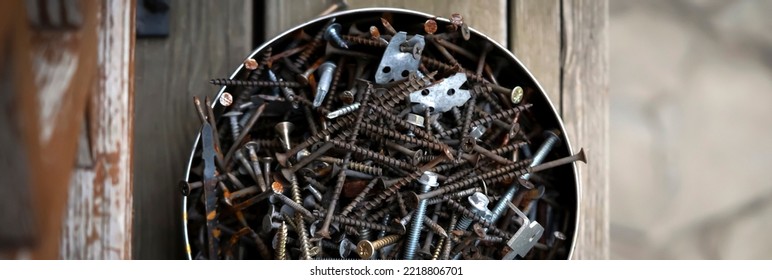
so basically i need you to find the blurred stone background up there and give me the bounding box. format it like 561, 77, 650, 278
610, 0, 772, 259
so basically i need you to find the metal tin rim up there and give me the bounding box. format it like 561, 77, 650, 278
182, 7, 581, 260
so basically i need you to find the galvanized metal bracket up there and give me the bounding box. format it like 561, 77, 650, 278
375, 32, 424, 84
502, 201, 544, 259
409, 72, 471, 113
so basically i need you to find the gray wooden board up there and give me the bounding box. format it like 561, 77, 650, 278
560, 0, 610, 259
509, 0, 610, 259
265, 0, 507, 46
510, 0, 562, 107
133, 0, 252, 259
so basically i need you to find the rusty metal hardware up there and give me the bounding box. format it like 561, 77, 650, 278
181, 8, 584, 261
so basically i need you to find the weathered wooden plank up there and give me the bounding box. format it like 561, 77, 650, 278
346, 0, 508, 46
265, 0, 337, 39
133, 0, 252, 259
60, 0, 136, 259
560, 0, 610, 259
265, 0, 507, 46
509, 0, 561, 106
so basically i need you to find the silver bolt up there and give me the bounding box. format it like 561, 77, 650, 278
488, 131, 561, 225
455, 192, 492, 230
324, 22, 349, 49
313, 62, 337, 107
405, 113, 425, 127
403, 171, 439, 260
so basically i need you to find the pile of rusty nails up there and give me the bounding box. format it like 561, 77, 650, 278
181, 13, 586, 260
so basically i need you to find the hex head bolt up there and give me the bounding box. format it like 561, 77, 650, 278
455, 192, 492, 230
403, 171, 440, 260
419, 203, 444, 258
324, 23, 349, 49
357, 235, 401, 259
314, 62, 337, 107
488, 130, 562, 225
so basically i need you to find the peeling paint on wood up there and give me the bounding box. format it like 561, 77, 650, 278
33, 47, 78, 145
60, 0, 135, 260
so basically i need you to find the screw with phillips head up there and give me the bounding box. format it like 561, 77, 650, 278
357, 235, 401, 259
339, 238, 357, 258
